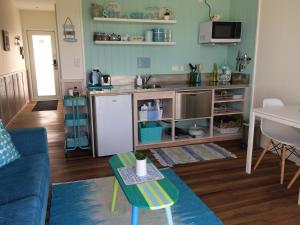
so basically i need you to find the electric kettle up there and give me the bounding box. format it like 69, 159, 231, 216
90, 69, 100, 86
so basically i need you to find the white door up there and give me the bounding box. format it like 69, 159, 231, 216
27, 31, 60, 100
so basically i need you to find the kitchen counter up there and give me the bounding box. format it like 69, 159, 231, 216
87, 82, 249, 96
88, 79, 249, 157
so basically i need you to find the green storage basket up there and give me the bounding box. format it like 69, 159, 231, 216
139, 122, 163, 144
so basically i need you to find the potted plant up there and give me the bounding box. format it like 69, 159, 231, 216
135, 152, 147, 177
163, 9, 170, 20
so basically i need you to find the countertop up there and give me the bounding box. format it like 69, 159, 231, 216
87, 82, 248, 96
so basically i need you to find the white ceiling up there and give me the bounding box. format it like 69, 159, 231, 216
14, 0, 56, 11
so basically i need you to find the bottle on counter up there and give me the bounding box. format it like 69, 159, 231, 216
139, 104, 148, 121
73, 86, 80, 97
147, 102, 153, 110
210, 63, 218, 83
136, 75, 143, 87
155, 99, 163, 119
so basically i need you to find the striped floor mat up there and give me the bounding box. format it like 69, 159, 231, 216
151, 143, 237, 167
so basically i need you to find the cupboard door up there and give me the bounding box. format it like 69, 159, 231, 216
0, 77, 9, 125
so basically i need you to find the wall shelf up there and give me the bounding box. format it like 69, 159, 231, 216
93, 17, 177, 24
94, 41, 176, 46
138, 118, 173, 123
214, 111, 244, 116
214, 99, 245, 103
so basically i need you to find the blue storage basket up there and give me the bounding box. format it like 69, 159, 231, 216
64, 96, 87, 107
65, 131, 89, 149
139, 122, 163, 144
64, 113, 88, 126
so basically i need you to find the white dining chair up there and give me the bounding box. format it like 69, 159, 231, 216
287, 150, 300, 189
253, 98, 300, 184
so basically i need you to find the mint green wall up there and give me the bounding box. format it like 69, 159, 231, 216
227, 0, 259, 119
227, 0, 259, 74
82, 0, 232, 75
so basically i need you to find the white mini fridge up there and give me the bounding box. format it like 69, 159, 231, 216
93, 94, 133, 157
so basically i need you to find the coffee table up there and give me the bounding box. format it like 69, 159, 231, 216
109, 152, 179, 225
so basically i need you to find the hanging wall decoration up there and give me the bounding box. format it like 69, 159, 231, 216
2, 30, 10, 51
63, 17, 77, 42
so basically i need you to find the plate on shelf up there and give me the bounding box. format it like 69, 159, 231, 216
129, 36, 144, 42
214, 126, 240, 134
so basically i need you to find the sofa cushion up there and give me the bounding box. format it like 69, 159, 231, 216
0, 196, 42, 225
0, 121, 20, 168
0, 153, 49, 205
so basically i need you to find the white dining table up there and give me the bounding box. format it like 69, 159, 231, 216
246, 105, 300, 205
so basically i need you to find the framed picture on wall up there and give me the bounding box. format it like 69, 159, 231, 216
2, 30, 10, 51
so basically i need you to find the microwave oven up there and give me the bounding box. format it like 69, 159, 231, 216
199, 21, 242, 44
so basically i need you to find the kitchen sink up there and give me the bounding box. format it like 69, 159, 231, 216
142, 84, 161, 89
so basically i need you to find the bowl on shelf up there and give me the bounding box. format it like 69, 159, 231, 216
188, 125, 205, 137
214, 126, 240, 134
129, 36, 144, 42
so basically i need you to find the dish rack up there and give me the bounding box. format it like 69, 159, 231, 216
64, 96, 90, 153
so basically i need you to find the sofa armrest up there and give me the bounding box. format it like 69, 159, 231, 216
8, 128, 48, 156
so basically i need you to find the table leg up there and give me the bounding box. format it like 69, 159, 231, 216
280, 145, 286, 184
246, 111, 256, 174
165, 206, 174, 225
131, 206, 139, 225
111, 178, 119, 212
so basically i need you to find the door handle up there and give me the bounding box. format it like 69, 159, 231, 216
52, 59, 58, 69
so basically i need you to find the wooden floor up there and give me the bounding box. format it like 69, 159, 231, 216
8, 101, 300, 225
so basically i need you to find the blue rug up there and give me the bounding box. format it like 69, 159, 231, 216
50, 169, 223, 225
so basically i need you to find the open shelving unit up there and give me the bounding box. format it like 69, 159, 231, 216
93, 17, 177, 24
133, 87, 248, 151
92, 14, 177, 47
133, 91, 175, 150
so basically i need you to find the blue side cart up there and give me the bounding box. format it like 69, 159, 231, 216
63, 96, 90, 154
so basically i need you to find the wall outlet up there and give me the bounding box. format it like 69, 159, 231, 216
172, 65, 179, 71
178, 65, 189, 71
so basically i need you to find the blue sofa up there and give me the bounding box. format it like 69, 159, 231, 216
0, 128, 50, 225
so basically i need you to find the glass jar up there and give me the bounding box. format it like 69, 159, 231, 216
73, 87, 80, 97
164, 29, 172, 42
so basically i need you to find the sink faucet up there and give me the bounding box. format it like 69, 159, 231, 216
236, 51, 252, 72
